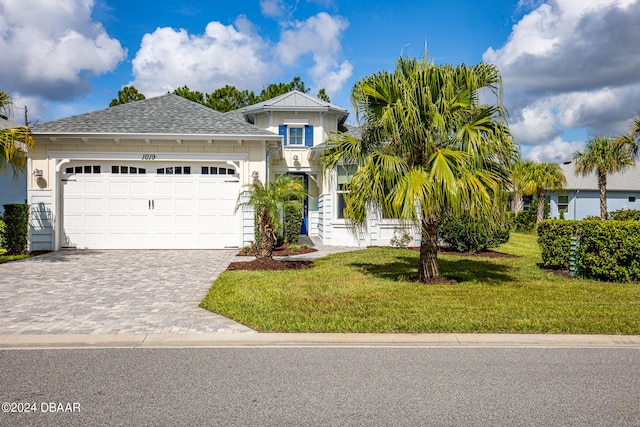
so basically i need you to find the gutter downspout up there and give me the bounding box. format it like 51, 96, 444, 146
574, 189, 580, 220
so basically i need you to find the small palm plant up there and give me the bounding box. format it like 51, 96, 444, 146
236, 175, 306, 259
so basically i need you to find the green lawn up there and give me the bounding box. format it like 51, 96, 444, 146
0, 249, 32, 263
200, 232, 640, 334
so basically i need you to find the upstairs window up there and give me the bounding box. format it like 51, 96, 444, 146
279, 124, 314, 147
289, 127, 304, 145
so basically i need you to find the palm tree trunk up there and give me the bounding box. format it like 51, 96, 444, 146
536, 191, 545, 223
254, 208, 277, 259
418, 216, 440, 282
598, 169, 607, 219
513, 192, 524, 214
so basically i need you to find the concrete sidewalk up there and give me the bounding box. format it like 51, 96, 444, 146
2, 333, 640, 350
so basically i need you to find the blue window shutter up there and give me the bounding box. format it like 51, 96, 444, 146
279, 124, 287, 145
304, 125, 313, 147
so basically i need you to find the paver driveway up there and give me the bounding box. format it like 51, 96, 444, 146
0, 250, 254, 335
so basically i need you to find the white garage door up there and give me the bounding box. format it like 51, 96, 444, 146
61, 162, 242, 249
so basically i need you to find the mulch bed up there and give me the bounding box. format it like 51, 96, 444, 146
236, 245, 317, 257
227, 258, 314, 271
229, 244, 317, 271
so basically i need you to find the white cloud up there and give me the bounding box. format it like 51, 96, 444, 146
0, 0, 126, 100
274, 12, 352, 95
260, 0, 285, 18
510, 101, 561, 144
484, 0, 640, 150
130, 18, 271, 96
526, 137, 585, 163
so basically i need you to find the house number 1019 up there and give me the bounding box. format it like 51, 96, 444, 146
142, 154, 156, 160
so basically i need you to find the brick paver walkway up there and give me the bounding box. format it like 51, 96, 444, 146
0, 250, 254, 335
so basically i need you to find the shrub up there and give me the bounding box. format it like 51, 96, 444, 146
240, 245, 253, 254
578, 220, 640, 282
0, 216, 5, 249
283, 205, 303, 245
536, 219, 580, 268
437, 208, 512, 253
514, 209, 536, 232
1, 204, 29, 254
288, 243, 300, 253
390, 228, 412, 248
608, 208, 640, 221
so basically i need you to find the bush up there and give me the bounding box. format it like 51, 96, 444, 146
283, 205, 303, 245
513, 209, 536, 232
1, 204, 29, 254
536, 219, 580, 268
0, 216, 5, 249
390, 228, 412, 248
608, 208, 640, 221
288, 243, 300, 253
437, 208, 512, 253
578, 220, 640, 282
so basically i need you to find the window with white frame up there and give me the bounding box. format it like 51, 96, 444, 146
289, 127, 304, 145
336, 164, 356, 219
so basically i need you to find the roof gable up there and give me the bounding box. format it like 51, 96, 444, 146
230, 90, 349, 120
33, 94, 276, 137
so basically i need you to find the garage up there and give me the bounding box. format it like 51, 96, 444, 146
60, 161, 242, 249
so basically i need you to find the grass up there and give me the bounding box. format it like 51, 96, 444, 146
0, 249, 33, 263
201, 232, 640, 334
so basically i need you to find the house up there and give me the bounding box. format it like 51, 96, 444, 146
547, 161, 640, 220
0, 115, 27, 213
27, 91, 415, 251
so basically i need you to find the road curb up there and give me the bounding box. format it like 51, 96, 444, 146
2, 333, 640, 349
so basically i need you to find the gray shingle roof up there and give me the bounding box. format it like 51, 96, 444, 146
560, 161, 640, 191
33, 94, 277, 137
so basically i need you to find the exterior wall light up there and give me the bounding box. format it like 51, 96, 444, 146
251, 170, 259, 179
292, 154, 299, 161
33, 169, 43, 177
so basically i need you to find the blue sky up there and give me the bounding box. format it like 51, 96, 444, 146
2, 0, 640, 162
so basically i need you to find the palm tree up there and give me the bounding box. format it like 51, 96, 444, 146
0, 91, 35, 175
529, 162, 567, 224
322, 56, 517, 282
510, 159, 536, 214
573, 135, 635, 219
236, 174, 306, 259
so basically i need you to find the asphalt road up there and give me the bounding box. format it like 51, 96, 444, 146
1, 347, 639, 426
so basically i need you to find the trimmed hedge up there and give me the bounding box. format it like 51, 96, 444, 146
579, 220, 640, 282
537, 220, 580, 268
283, 205, 303, 245
1, 204, 29, 254
538, 219, 640, 282
608, 208, 640, 221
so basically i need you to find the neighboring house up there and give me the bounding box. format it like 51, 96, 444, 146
547, 161, 640, 220
27, 91, 415, 251
0, 115, 27, 213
